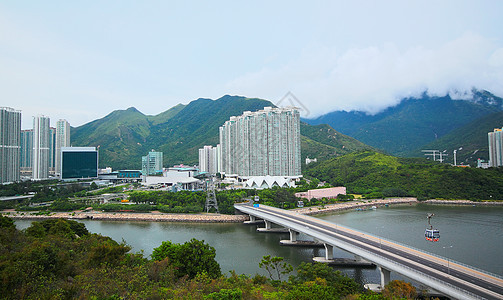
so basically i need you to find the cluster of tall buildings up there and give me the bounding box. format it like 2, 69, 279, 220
199, 106, 301, 178
220, 106, 301, 177
0, 107, 72, 184
488, 127, 503, 167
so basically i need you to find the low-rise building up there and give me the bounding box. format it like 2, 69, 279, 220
118, 170, 142, 179
243, 175, 301, 189
142, 167, 201, 191
60, 147, 98, 180
295, 187, 346, 200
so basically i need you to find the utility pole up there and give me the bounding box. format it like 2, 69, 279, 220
422, 150, 448, 163
438, 151, 448, 163
422, 150, 439, 161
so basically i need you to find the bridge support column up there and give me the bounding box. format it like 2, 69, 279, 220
249, 215, 256, 222
324, 243, 334, 260
264, 220, 271, 230
289, 229, 298, 242
378, 266, 391, 288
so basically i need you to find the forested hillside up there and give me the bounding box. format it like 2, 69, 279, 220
304, 151, 503, 200
2, 216, 396, 299
407, 111, 503, 165
304, 90, 503, 156
71, 96, 371, 169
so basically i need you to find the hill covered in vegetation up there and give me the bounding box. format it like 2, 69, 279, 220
304, 90, 503, 156
406, 111, 503, 166
71, 95, 371, 169
2, 216, 422, 299
303, 151, 503, 200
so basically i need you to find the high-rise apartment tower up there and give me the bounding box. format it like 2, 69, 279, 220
32, 115, 51, 180
20, 129, 33, 173
55, 119, 70, 175
488, 127, 503, 167
219, 106, 301, 177
199, 145, 220, 174
0, 107, 21, 183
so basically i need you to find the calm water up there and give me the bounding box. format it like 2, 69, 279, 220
14, 203, 503, 285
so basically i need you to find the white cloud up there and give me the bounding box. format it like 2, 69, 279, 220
226, 32, 503, 118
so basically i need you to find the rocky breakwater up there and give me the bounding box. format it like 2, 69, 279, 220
1, 211, 248, 223
424, 199, 503, 206
294, 198, 418, 216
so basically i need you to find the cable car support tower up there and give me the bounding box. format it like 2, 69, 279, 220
205, 175, 219, 213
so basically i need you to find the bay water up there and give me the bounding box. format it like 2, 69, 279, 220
14, 203, 503, 285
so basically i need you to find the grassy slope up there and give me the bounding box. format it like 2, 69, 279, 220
407, 111, 503, 165
304, 151, 503, 200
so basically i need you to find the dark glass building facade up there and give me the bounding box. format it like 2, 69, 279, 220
61, 147, 98, 179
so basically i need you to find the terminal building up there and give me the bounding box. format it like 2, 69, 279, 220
60, 147, 98, 180
142, 165, 200, 191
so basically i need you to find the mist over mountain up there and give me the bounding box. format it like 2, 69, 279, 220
71, 95, 371, 169
304, 90, 503, 157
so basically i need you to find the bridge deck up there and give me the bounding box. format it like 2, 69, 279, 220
235, 203, 503, 300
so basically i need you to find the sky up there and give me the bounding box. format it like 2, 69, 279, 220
2, 1, 503, 129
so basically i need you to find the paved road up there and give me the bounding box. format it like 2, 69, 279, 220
0, 195, 34, 201
236, 204, 503, 300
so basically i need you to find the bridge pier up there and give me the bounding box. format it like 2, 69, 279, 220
256, 220, 289, 233
243, 215, 265, 225
324, 243, 334, 260
264, 220, 271, 230
289, 229, 297, 242
280, 229, 325, 247
313, 244, 374, 267
379, 266, 391, 288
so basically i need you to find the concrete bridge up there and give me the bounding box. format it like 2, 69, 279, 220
235, 203, 503, 300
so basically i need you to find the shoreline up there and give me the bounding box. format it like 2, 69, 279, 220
2, 198, 419, 223
424, 199, 503, 206
1, 210, 249, 223
292, 198, 419, 215
3, 198, 501, 223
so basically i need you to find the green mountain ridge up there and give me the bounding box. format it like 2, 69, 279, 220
71, 95, 370, 169
407, 111, 503, 165
304, 90, 503, 156
304, 151, 503, 200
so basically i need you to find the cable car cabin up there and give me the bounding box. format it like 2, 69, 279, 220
425, 228, 440, 242
425, 213, 440, 242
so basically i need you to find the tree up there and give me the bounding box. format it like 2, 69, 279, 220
259, 255, 293, 281
152, 238, 221, 279
382, 280, 417, 299
289, 262, 360, 296
0, 215, 15, 229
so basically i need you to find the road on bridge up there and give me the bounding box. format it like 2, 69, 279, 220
235, 203, 503, 300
